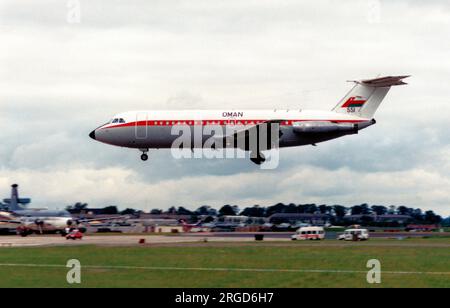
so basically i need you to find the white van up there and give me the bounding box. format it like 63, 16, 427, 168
338, 228, 369, 241
291, 226, 325, 240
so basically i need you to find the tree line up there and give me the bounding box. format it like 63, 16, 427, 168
66, 202, 445, 225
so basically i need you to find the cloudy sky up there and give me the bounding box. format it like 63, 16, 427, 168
0, 0, 449, 215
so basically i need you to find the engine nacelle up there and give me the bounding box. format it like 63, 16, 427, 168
293, 121, 358, 134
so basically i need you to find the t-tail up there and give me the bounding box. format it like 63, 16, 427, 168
332, 75, 410, 118
3, 184, 30, 211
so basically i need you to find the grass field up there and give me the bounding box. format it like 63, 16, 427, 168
0, 238, 449, 288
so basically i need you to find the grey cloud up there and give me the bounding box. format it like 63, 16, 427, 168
0, 0, 449, 216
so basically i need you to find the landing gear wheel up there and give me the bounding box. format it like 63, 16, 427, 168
250, 152, 266, 165
141, 153, 148, 161
139, 148, 149, 161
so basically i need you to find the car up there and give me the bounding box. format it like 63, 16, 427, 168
338, 228, 369, 241
66, 229, 83, 240
291, 226, 325, 240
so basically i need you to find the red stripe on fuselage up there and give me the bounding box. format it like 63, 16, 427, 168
101, 119, 366, 129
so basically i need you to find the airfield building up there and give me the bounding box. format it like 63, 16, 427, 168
268, 213, 330, 226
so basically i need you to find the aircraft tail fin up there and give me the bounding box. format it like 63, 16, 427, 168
332, 75, 409, 118
3, 184, 29, 211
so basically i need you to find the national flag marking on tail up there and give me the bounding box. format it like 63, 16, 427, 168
342, 96, 367, 108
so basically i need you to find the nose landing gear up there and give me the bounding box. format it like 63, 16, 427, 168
140, 149, 149, 161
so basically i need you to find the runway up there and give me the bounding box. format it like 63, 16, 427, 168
0, 234, 279, 248
0, 233, 449, 248
182, 231, 450, 240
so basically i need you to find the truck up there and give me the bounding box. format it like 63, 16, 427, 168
338, 228, 369, 241
291, 226, 325, 240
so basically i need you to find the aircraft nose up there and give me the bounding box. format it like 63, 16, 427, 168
89, 130, 96, 140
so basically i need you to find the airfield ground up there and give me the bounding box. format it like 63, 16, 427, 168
0, 235, 449, 287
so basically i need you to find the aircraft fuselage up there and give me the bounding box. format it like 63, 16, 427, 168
90, 109, 374, 150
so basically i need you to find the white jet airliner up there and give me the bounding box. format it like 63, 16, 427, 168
89, 75, 409, 165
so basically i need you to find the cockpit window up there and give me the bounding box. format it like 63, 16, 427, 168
119, 118, 126, 123
112, 118, 119, 123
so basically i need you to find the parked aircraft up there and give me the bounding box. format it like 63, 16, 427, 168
0, 184, 125, 236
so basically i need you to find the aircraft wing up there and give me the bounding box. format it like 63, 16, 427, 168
75, 215, 130, 223
213, 120, 284, 146
0, 219, 21, 224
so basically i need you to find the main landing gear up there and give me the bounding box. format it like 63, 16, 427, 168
250, 151, 266, 165
140, 149, 149, 161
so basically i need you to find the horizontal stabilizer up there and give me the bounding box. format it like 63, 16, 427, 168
360, 75, 410, 87
3, 198, 31, 205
